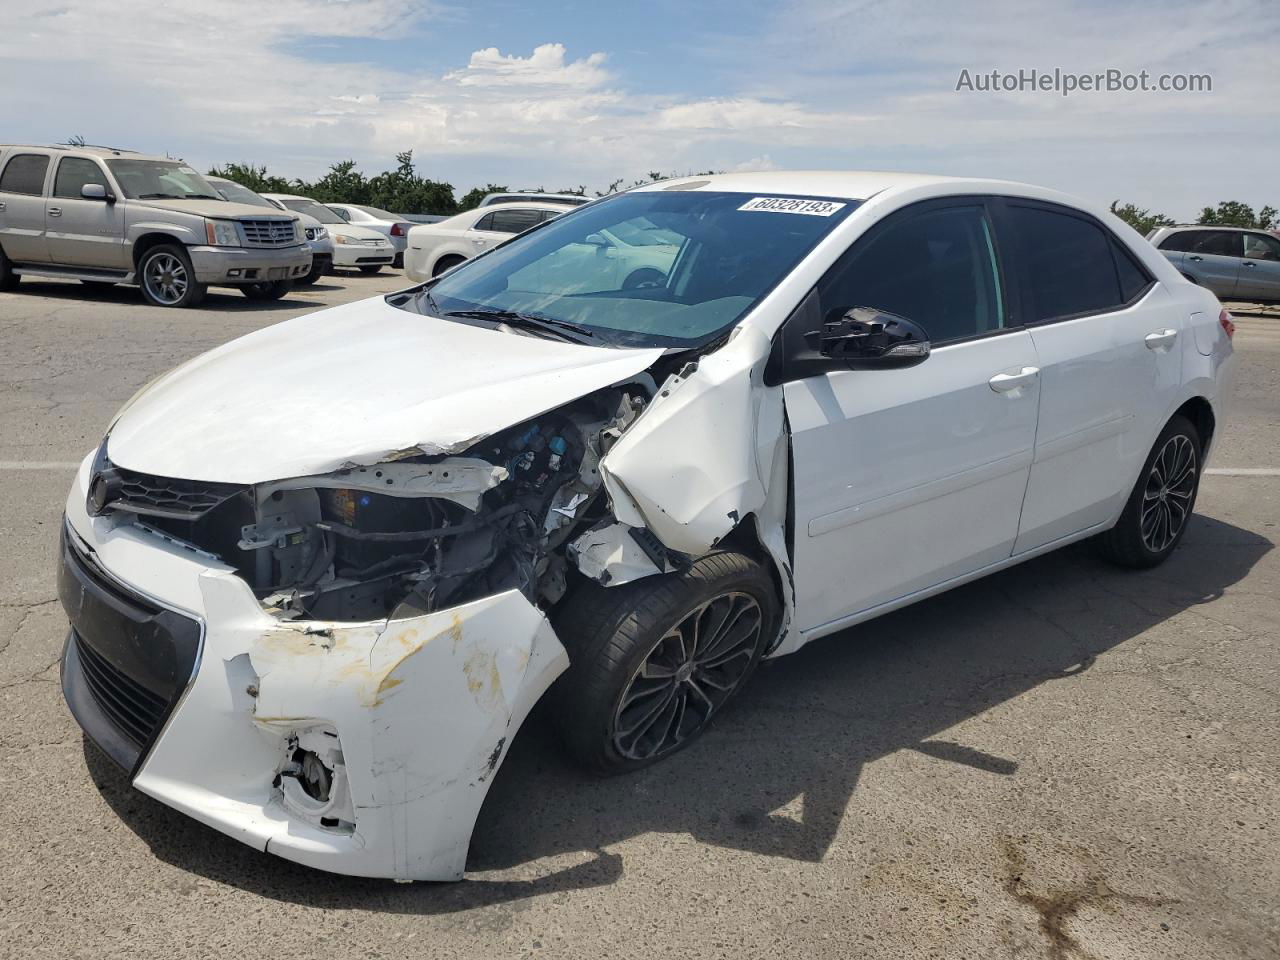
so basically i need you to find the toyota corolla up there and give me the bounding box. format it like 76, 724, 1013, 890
58, 172, 1234, 880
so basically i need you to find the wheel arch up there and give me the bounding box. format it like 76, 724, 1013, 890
132, 232, 187, 270
1173, 395, 1215, 455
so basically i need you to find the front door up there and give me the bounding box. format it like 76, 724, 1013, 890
1237, 232, 1280, 301
783, 199, 1041, 635
0, 152, 52, 263
45, 156, 127, 269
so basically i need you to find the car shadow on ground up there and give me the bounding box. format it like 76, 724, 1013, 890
11, 279, 337, 311
84, 514, 1271, 915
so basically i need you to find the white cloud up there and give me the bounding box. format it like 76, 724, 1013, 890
446, 43, 611, 88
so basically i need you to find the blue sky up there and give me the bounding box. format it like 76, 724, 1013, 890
0, 0, 1276, 217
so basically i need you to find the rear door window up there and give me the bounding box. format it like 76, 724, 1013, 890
487, 208, 545, 234
0, 154, 51, 196
1007, 204, 1127, 321
1163, 230, 1243, 258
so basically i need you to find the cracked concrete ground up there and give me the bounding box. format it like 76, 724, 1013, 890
0, 278, 1277, 960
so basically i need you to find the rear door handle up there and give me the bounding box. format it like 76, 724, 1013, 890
1187, 255, 1203, 262
0, 200, 6, 211
1242, 261, 1256, 268
48, 207, 62, 217
989, 366, 1040, 395
1145, 329, 1178, 351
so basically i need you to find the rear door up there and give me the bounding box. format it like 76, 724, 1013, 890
46, 156, 127, 269
1238, 232, 1280, 300
783, 198, 1041, 633
997, 199, 1184, 554
0, 151, 53, 263
471, 207, 545, 254
1159, 229, 1243, 297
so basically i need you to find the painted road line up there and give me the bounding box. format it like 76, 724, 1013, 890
0, 461, 82, 470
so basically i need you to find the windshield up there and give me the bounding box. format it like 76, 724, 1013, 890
412, 191, 856, 348
208, 178, 275, 208
105, 159, 222, 200
279, 198, 346, 224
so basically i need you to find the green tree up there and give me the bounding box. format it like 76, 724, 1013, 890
207, 162, 294, 194
308, 160, 370, 205
457, 183, 508, 211
366, 151, 457, 216
1108, 201, 1175, 235
1197, 201, 1278, 230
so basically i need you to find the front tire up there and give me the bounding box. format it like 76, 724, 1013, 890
1096, 414, 1201, 568
241, 279, 293, 301
138, 244, 206, 307
550, 551, 779, 774
359, 265, 383, 275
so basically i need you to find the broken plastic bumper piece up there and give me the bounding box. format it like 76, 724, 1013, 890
59, 453, 567, 881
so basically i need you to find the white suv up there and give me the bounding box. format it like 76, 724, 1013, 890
0, 144, 311, 306
57, 171, 1233, 881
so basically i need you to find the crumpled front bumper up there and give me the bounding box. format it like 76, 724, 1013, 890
59, 452, 568, 881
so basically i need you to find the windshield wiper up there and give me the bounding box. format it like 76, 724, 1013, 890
137, 193, 184, 199
443, 308, 596, 343
183, 193, 222, 200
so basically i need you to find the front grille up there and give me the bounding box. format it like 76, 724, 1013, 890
107, 466, 244, 521
239, 218, 297, 247
74, 631, 167, 746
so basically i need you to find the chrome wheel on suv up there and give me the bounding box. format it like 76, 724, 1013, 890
138, 245, 206, 308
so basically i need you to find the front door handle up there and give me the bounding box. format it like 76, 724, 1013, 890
989, 366, 1040, 396
1242, 261, 1256, 268
1187, 255, 1203, 262
0, 200, 6, 211
1145, 329, 1178, 352
48, 207, 62, 217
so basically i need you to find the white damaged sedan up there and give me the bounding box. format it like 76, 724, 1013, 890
59, 172, 1234, 880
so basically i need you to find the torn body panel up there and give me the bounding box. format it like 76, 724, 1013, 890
66, 455, 567, 881
597, 326, 787, 556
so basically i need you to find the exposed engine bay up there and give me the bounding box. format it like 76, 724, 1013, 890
89, 386, 656, 621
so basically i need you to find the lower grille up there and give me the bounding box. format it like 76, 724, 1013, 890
74, 631, 167, 745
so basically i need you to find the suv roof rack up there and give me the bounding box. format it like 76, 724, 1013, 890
51, 143, 140, 154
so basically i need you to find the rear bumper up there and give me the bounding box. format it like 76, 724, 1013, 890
188, 245, 312, 284
58, 452, 568, 880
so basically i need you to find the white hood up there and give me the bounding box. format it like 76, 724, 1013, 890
107, 296, 663, 483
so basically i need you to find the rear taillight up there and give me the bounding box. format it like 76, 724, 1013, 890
1219, 309, 1235, 339
392, 223, 407, 237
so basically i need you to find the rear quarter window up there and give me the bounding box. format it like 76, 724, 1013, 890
1008, 204, 1128, 321
0, 154, 50, 196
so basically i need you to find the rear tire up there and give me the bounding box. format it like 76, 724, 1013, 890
1095, 414, 1201, 568
138, 244, 206, 307
549, 551, 779, 775
0, 245, 20, 291
298, 263, 324, 286
432, 254, 466, 277
241, 279, 293, 301
359, 265, 383, 275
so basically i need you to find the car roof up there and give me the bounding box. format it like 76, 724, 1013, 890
481, 191, 588, 205
628, 170, 1000, 202
1154, 224, 1265, 234
0, 144, 179, 162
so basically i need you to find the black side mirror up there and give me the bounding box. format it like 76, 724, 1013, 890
810, 306, 931, 368
81, 183, 114, 203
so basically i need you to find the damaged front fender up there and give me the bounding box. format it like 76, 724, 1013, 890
598, 326, 784, 557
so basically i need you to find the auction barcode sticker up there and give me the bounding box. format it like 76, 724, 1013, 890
738, 197, 846, 216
